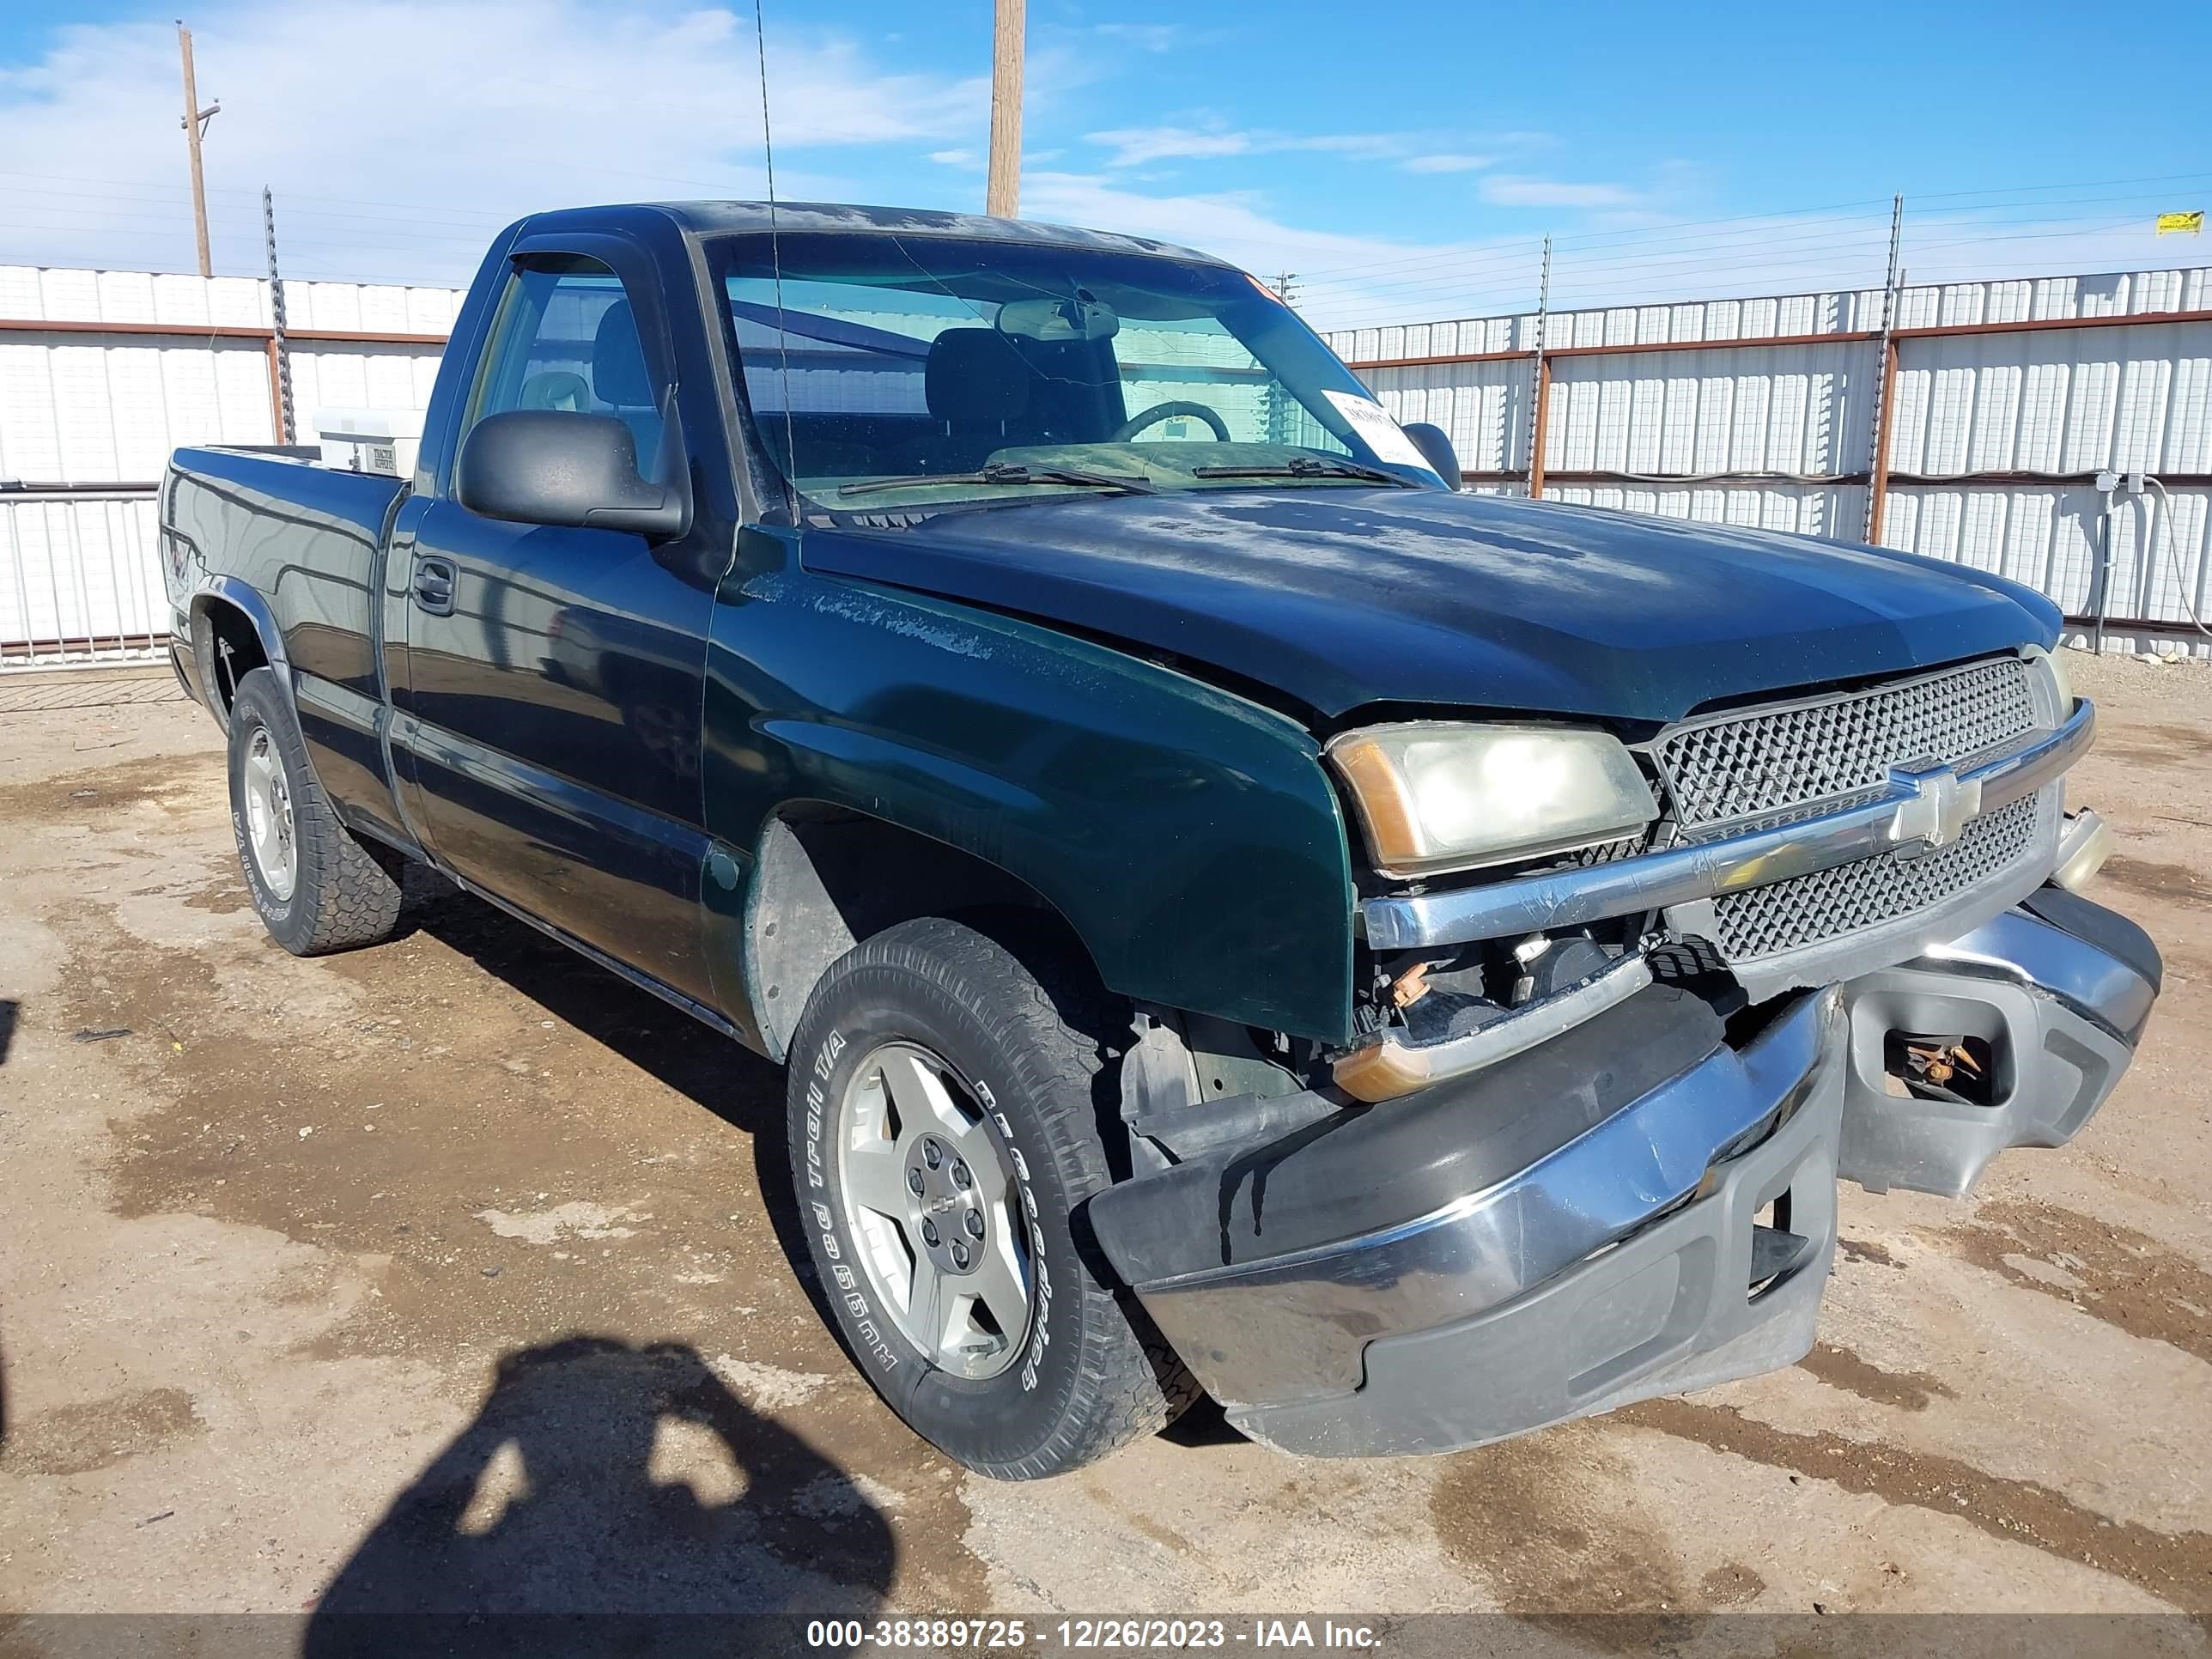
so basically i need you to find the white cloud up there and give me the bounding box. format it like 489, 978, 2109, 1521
1478, 175, 1646, 209
1085, 125, 1418, 169
1086, 127, 1256, 167
1402, 154, 1493, 174
0, 0, 987, 284
1020, 171, 1526, 329
0, 5, 2179, 343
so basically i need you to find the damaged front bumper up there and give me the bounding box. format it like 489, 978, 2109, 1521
1089, 887, 2159, 1458
1838, 885, 2160, 1196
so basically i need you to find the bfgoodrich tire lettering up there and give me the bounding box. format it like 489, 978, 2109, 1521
226, 666, 404, 956
787, 915, 1197, 1479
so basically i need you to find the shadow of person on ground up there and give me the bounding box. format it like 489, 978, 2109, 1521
304, 1336, 894, 1657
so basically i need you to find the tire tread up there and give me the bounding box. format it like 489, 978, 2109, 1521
793, 915, 1199, 1480
229, 668, 404, 956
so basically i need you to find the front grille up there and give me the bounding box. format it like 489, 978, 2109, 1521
1711, 792, 2045, 960
1656, 656, 2038, 830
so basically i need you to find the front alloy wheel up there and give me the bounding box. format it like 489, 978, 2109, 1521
785, 915, 1198, 1478
836, 1042, 1034, 1379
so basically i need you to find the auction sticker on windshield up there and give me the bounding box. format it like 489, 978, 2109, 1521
1322, 389, 1431, 471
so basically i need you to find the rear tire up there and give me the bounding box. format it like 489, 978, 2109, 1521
786, 915, 1198, 1479
226, 666, 404, 956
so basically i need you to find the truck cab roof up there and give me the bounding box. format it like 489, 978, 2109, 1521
510, 200, 1229, 267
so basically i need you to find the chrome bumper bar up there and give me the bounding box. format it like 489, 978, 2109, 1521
1114, 890, 2154, 1460
1122, 986, 1844, 1413
1362, 698, 2097, 951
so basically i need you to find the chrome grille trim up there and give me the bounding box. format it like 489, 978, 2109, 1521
1713, 792, 2045, 960
1655, 656, 2038, 832
1360, 698, 2093, 953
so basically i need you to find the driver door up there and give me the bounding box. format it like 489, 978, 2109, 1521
397, 246, 722, 1004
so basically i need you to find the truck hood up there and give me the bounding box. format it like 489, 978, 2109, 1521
803, 488, 2060, 726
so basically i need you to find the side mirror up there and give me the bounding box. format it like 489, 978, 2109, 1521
1401, 422, 1461, 488
456, 407, 691, 540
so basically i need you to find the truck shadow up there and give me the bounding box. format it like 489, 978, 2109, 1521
304, 1334, 894, 1655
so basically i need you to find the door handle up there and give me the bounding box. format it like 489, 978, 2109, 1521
411, 556, 457, 616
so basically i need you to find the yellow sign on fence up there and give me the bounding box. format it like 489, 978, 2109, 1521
2157, 211, 2204, 235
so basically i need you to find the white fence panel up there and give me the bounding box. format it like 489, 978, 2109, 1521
0, 496, 164, 660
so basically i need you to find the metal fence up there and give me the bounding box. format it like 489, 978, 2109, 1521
0, 264, 454, 667
1326, 265, 2212, 654
8, 259, 2212, 666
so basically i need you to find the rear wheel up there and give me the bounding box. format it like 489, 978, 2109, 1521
226, 666, 404, 955
787, 915, 1197, 1478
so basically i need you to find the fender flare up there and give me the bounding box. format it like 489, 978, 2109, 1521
188, 575, 293, 726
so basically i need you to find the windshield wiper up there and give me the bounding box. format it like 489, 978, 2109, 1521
838, 461, 1155, 498
1189, 455, 1415, 486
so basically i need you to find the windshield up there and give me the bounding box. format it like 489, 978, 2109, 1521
706, 231, 1447, 514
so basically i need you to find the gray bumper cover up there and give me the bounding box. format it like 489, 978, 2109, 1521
1836, 896, 2160, 1197
1237, 1035, 1842, 1456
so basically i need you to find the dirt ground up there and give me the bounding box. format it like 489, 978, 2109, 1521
0, 653, 2208, 1632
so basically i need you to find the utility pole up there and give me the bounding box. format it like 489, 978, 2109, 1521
985, 0, 1024, 217
177, 21, 219, 277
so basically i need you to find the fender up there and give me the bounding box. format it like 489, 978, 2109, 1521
187, 574, 294, 713
701, 534, 1357, 1047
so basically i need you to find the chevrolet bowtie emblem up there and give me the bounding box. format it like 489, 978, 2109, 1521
1888, 764, 1982, 851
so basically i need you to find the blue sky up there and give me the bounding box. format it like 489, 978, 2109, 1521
1, 0, 2205, 329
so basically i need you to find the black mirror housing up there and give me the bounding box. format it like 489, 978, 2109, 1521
1401, 422, 1462, 489
456, 408, 691, 540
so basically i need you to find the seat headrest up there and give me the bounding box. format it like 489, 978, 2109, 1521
592, 298, 654, 409
925, 329, 1030, 425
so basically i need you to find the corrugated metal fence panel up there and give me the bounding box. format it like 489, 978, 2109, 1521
0, 268, 464, 490
0, 264, 267, 326
1881, 319, 2212, 626
1363, 358, 1532, 478
0, 336, 278, 483
0, 266, 462, 661
1333, 265, 2212, 644
283, 279, 464, 336
0, 265, 465, 333
1545, 289, 1886, 350
1546, 340, 1880, 476
0, 496, 163, 653
1542, 483, 1867, 540
1885, 321, 2212, 477
1894, 268, 2212, 329
289, 344, 447, 456
1881, 485, 2212, 627
1329, 268, 2210, 363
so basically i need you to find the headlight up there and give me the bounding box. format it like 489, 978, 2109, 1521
1324, 721, 1657, 879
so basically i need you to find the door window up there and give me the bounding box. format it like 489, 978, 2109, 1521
463, 256, 665, 480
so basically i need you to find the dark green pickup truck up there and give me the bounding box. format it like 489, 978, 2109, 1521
161, 201, 2157, 1479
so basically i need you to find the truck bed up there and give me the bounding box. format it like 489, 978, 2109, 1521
164, 446, 409, 839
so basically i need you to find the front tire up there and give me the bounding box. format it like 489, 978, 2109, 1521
786, 916, 1196, 1478
226, 666, 404, 956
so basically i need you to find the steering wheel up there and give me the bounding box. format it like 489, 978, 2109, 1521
1111, 400, 1232, 443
